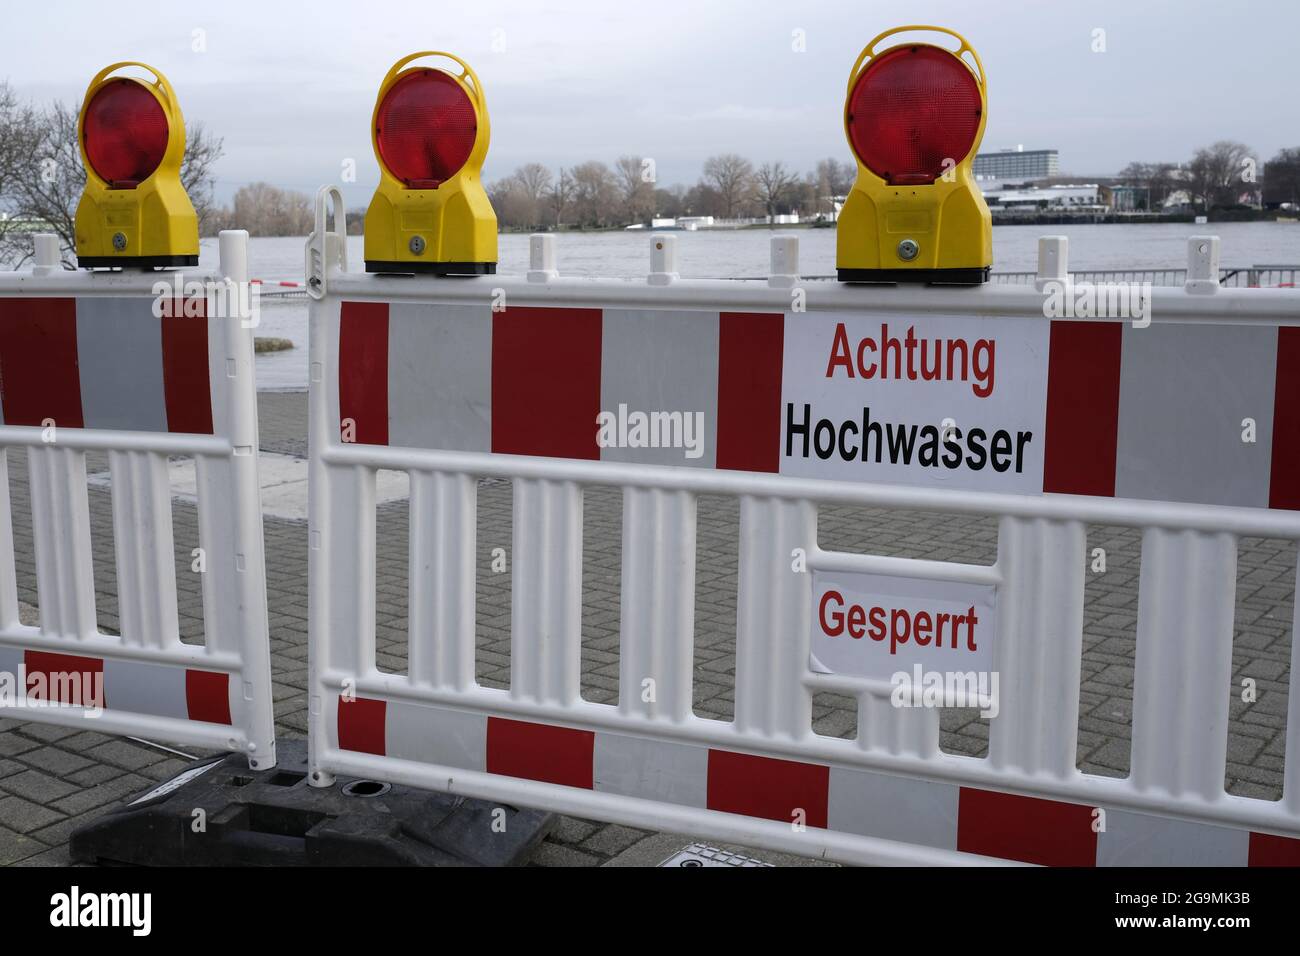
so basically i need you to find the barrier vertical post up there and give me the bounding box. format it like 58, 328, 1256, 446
1035, 235, 1068, 291
769, 236, 799, 289
526, 234, 558, 283
649, 234, 678, 286
1130, 529, 1236, 799
214, 230, 276, 768
1286, 556, 1300, 816
988, 517, 1087, 777
734, 498, 815, 739
1186, 236, 1221, 294
33, 234, 61, 274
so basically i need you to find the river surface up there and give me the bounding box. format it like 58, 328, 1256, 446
197, 222, 1299, 390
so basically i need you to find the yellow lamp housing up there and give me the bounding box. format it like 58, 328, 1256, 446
837, 26, 992, 284
75, 62, 198, 268
364, 52, 497, 275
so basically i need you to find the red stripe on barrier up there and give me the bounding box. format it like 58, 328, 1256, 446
337, 696, 387, 755
184, 669, 231, 725
0, 298, 84, 428
491, 306, 602, 459
1042, 320, 1122, 496
23, 650, 103, 707
957, 787, 1097, 866
1248, 831, 1300, 866
706, 750, 829, 828
716, 312, 783, 472
1268, 327, 1300, 509
161, 299, 213, 435
486, 717, 594, 788
339, 301, 389, 445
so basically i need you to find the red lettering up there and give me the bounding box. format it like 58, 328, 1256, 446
819, 596, 983, 657
847, 604, 866, 639
819, 590, 845, 636
889, 608, 910, 655
914, 611, 932, 645
867, 606, 886, 640
935, 611, 951, 647
826, 323, 854, 378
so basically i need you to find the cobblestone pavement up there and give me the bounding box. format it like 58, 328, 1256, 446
0, 390, 1293, 866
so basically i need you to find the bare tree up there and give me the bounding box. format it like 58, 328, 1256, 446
511, 163, 552, 219
182, 121, 224, 233
701, 154, 755, 218
614, 155, 654, 224
1188, 140, 1255, 210
755, 161, 798, 218
488, 164, 554, 230
546, 167, 573, 228
229, 182, 313, 236
569, 161, 618, 227
1118, 161, 1180, 211
0, 84, 34, 213
814, 158, 855, 198
0, 100, 81, 266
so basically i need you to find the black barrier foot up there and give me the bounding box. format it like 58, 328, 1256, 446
69, 739, 553, 866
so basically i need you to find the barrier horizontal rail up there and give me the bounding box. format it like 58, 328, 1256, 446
0, 231, 276, 768
305, 193, 1300, 865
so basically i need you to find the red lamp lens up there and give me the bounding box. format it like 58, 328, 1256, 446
847, 45, 982, 186
375, 69, 477, 189
83, 79, 169, 188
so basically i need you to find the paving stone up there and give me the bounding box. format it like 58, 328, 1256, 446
530, 841, 603, 867
0, 733, 40, 758
0, 769, 78, 803
18, 746, 96, 776
84, 740, 167, 772
64, 764, 123, 788
0, 796, 65, 834
0, 825, 47, 865
52, 731, 116, 753
550, 816, 601, 845
578, 824, 650, 857
52, 774, 152, 816
11, 844, 80, 866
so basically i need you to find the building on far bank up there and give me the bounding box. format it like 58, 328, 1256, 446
973, 147, 1059, 181
980, 183, 1109, 217
1110, 184, 1151, 212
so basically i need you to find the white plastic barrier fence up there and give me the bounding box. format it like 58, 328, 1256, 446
0, 231, 276, 769
306, 192, 1300, 865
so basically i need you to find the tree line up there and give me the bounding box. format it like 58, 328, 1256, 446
488, 156, 856, 230
1119, 141, 1300, 211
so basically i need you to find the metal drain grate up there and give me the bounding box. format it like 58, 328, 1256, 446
659, 843, 773, 867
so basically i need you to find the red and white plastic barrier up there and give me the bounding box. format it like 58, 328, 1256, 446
0, 232, 276, 767
305, 190, 1300, 865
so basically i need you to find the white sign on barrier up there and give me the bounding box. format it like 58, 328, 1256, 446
779, 313, 1050, 493
809, 570, 998, 682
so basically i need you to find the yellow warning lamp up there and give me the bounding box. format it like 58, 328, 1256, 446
364, 52, 497, 275
74, 62, 198, 268
837, 26, 992, 284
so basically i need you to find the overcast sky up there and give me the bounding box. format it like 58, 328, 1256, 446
5, 1, 1298, 206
